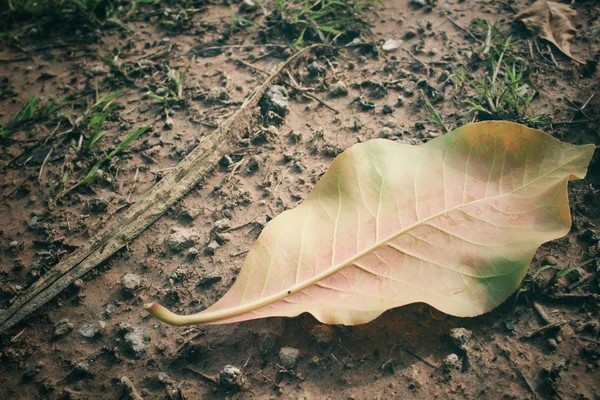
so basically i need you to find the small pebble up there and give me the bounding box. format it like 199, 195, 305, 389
404, 28, 417, 40
53, 318, 74, 338
443, 353, 460, 370
329, 81, 348, 97
246, 155, 261, 173
308, 61, 327, 76
121, 273, 142, 294
204, 240, 219, 256
279, 346, 300, 369
197, 272, 222, 286
79, 322, 104, 338
219, 365, 245, 389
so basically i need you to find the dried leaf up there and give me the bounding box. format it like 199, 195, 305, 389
516, 0, 583, 64
146, 121, 594, 326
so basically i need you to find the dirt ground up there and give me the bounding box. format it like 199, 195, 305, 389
1, 0, 600, 399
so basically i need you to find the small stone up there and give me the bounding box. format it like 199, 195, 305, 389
582, 229, 599, 244
329, 81, 348, 97
197, 272, 222, 286
9, 240, 19, 249
380, 127, 394, 138
359, 100, 376, 111
543, 255, 559, 266
204, 240, 219, 256
166, 227, 198, 252
205, 87, 229, 105
73, 279, 84, 289
404, 28, 417, 40
163, 116, 174, 130
216, 232, 232, 245
308, 61, 327, 76
442, 353, 460, 370
239, 0, 258, 12
437, 70, 449, 83
53, 318, 74, 338
382, 104, 394, 115
450, 327, 472, 350
187, 247, 199, 257
410, 0, 426, 6
311, 325, 336, 347
213, 218, 231, 232
90, 64, 107, 75
279, 346, 300, 369
259, 85, 289, 118
382, 38, 403, 52
219, 365, 245, 389
89, 198, 109, 213
547, 338, 558, 350
156, 87, 167, 96
124, 327, 150, 356
79, 323, 102, 338
121, 273, 142, 294
219, 155, 233, 168
104, 303, 117, 319
28, 215, 39, 229
246, 155, 261, 173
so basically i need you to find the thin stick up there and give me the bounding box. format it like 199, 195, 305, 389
391, 342, 439, 369
120, 376, 144, 400
402, 47, 429, 69
38, 148, 53, 182
520, 321, 565, 340
533, 302, 551, 324
184, 367, 219, 385
445, 16, 481, 43
544, 293, 600, 302
496, 344, 537, 399
234, 58, 270, 75
576, 336, 600, 345
0, 176, 31, 203
284, 70, 340, 114
222, 218, 257, 233
547, 44, 559, 67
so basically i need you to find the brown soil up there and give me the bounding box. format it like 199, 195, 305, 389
1, 0, 600, 399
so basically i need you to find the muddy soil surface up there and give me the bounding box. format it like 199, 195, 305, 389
1, 0, 600, 399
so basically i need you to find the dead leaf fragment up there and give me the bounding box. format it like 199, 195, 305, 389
516, 0, 583, 64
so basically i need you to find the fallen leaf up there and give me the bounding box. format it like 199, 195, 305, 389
382, 39, 403, 52
146, 121, 594, 326
516, 0, 583, 64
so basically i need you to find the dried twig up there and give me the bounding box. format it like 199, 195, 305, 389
576, 336, 600, 345
284, 70, 340, 114
184, 367, 219, 385
496, 344, 537, 399
521, 321, 566, 340
533, 302, 551, 324
0, 44, 326, 335
0, 176, 31, 203
121, 376, 144, 400
445, 16, 481, 43
391, 342, 439, 369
